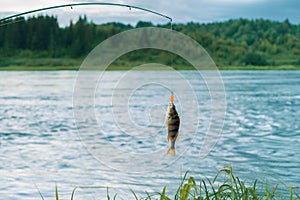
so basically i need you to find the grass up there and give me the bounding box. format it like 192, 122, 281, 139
0, 57, 300, 70
1, 65, 300, 71
0, 65, 80, 71
218, 65, 300, 70
41, 164, 300, 200
0, 55, 300, 71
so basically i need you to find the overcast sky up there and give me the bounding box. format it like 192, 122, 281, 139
0, 0, 299, 26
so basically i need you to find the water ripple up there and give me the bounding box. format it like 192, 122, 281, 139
0, 71, 299, 199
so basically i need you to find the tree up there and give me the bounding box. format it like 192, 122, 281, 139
244, 52, 268, 66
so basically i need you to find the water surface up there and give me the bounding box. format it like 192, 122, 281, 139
0, 71, 299, 199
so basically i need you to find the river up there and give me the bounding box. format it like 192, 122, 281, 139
0, 70, 299, 199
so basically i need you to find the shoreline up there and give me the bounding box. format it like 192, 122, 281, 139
0, 65, 299, 71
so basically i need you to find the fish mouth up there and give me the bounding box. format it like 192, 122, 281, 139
169, 103, 175, 109
168, 103, 174, 111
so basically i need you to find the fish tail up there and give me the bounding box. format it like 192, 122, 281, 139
166, 147, 176, 156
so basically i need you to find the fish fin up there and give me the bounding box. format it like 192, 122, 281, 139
166, 148, 176, 156
167, 135, 170, 143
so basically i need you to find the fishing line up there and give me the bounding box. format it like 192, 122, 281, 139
0, 2, 172, 23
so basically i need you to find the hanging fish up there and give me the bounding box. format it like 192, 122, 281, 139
166, 93, 180, 156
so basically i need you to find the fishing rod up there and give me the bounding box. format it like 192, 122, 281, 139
0, 2, 172, 23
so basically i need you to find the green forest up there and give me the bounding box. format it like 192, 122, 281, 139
0, 15, 300, 70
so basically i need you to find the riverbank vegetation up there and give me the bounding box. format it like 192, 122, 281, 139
1, 16, 300, 70
47, 164, 299, 200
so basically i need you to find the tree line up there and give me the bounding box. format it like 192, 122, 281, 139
0, 15, 300, 67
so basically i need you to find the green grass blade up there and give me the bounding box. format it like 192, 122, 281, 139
205, 177, 217, 198
245, 187, 249, 199
217, 183, 231, 194
236, 177, 245, 197
145, 191, 151, 199
34, 184, 45, 200
175, 171, 189, 199
70, 186, 107, 200
265, 179, 269, 199
253, 179, 257, 191
107, 186, 110, 200
71, 187, 78, 200
212, 170, 222, 184
249, 187, 259, 200
188, 176, 199, 197
131, 189, 139, 200
179, 177, 197, 199
271, 183, 279, 199
199, 180, 203, 198
55, 185, 59, 200
228, 163, 237, 200
180, 183, 191, 200
201, 180, 209, 200
160, 186, 167, 200
295, 191, 300, 200
113, 193, 118, 200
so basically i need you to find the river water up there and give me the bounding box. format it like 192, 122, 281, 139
0, 70, 299, 199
